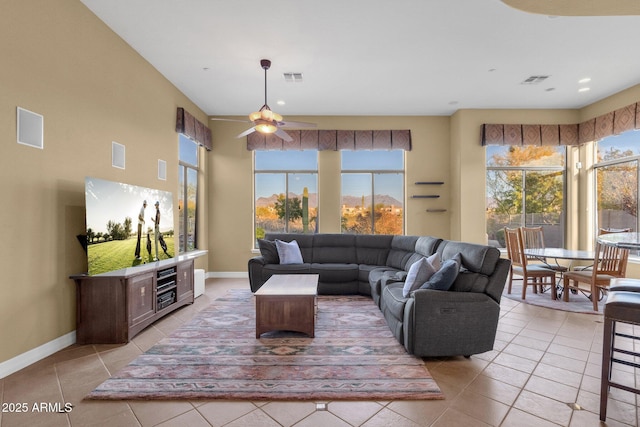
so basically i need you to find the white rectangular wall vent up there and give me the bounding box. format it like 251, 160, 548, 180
112, 141, 125, 169
520, 75, 550, 85
17, 107, 44, 149
158, 159, 167, 180
283, 72, 304, 82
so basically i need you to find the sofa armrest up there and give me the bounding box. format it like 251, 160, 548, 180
248, 256, 267, 292
404, 289, 501, 357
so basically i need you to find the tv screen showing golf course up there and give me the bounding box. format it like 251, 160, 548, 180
84, 177, 174, 275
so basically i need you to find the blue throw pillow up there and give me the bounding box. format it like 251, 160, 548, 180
402, 253, 439, 297
419, 257, 460, 291
275, 239, 304, 264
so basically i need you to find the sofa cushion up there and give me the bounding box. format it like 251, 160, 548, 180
261, 264, 312, 282
311, 263, 359, 282
257, 239, 279, 264
358, 264, 383, 284
312, 234, 357, 264
450, 271, 489, 293
420, 256, 460, 291
275, 239, 304, 264
382, 283, 409, 323
402, 254, 439, 297
368, 267, 403, 305
415, 236, 443, 257
437, 240, 500, 275
386, 235, 419, 270
355, 235, 393, 265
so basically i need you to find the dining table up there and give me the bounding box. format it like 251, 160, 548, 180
523, 247, 596, 299
597, 232, 640, 249
523, 247, 595, 270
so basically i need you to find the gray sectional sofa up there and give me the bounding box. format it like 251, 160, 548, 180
248, 233, 510, 358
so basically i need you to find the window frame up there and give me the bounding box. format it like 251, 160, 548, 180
178, 134, 199, 253
253, 150, 319, 245
485, 145, 567, 248
340, 150, 405, 235
593, 133, 640, 234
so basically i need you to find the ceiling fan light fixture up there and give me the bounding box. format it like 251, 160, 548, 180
254, 119, 277, 134
249, 105, 282, 123
233, 59, 315, 141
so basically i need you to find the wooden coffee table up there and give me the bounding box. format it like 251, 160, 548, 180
255, 274, 319, 338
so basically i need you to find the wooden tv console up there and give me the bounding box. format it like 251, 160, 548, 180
71, 252, 204, 344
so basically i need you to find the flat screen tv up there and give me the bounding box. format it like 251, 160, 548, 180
84, 177, 174, 275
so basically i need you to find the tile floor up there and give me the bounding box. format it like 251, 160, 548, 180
0, 277, 638, 426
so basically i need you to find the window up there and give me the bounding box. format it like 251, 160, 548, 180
178, 134, 198, 253
594, 130, 640, 232
486, 145, 566, 248
341, 150, 404, 235
254, 150, 318, 243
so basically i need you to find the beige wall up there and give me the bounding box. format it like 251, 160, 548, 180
0, 0, 209, 364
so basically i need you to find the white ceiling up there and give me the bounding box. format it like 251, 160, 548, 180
80, 0, 640, 117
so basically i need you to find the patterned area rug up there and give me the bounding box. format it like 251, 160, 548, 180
504, 281, 604, 314
87, 289, 443, 401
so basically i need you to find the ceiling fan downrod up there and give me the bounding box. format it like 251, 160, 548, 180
261, 59, 271, 112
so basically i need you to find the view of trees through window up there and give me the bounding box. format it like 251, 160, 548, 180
486, 145, 565, 248
254, 151, 318, 243
341, 150, 404, 235
178, 134, 198, 253
595, 130, 640, 232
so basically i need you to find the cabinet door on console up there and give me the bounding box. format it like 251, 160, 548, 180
176, 260, 194, 301
128, 272, 155, 326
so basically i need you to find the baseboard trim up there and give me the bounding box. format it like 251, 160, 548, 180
0, 272, 248, 378
0, 331, 76, 379
207, 271, 248, 279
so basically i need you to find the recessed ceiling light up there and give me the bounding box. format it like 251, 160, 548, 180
579, 78, 591, 84
545, 88, 556, 92
277, 100, 286, 106
578, 87, 590, 92
448, 101, 458, 105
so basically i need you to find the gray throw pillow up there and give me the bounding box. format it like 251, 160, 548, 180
275, 239, 304, 264
257, 239, 279, 264
419, 256, 461, 291
402, 253, 439, 297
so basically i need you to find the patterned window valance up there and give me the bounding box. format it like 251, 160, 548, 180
246, 129, 412, 151
176, 108, 212, 151
481, 101, 639, 146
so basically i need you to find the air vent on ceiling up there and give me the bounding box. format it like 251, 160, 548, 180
283, 72, 303, 82
521, 75, 550, 85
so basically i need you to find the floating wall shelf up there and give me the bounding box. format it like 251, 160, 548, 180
413, 180, 444, 201
426, 209, 447, 213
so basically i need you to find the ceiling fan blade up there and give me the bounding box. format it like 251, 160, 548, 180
277, 121, 317, 129
236, 127, 256, 138
274, 128, 293, 142
211, 117, 252, 123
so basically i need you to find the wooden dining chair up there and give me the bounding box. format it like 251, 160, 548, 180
576, 228, 631, 272
562, 241, 629, 311
520, 226, 568, 274
504, 227, 558, 299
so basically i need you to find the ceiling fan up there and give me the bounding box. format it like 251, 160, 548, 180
211, 59, 316, 142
